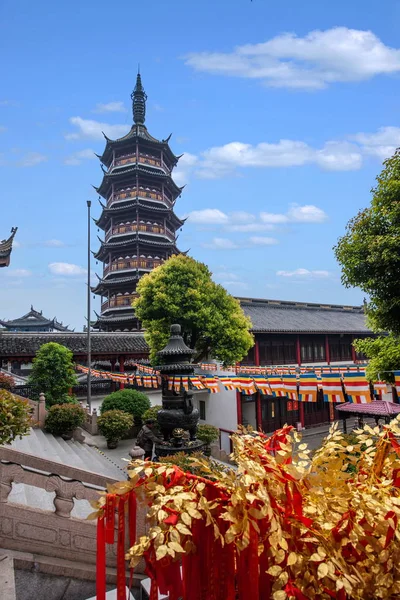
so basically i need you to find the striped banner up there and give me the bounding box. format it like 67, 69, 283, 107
201, 376, 220, 394
219, 377, 236, 391
343, 372, 371, 404
282, 375, 298, 400
190, 376, 206, 390
298, 373, 318, 403
395, 372, 400, 397
254, 377, 272, 395
374, 381, 387, 397
181, 376, 189, 391
236, 377, 257, 395
321, 373, 345, 403
269, 376, 286, 398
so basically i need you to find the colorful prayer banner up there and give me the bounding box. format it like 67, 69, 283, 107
374, 381, 388, 397
189, 376, 206, 390
219, 377, 236, 391
395, 371, 400, 396
254, 377, 272, 395
201, 376, 220, 394
298, 373, 318, 403
236, 377, 257, 395
268, 377, 286, 398
343, 372, 371, 404
282, 375, 298, 400
321, 373, 345, 403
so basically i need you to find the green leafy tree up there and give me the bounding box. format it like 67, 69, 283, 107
29, 342, 78, 405
0, 390, 32, 445
134, 255, 254, 365
353, 336, 400, 384
334, 150, 400, 334
100, 389, 150, 423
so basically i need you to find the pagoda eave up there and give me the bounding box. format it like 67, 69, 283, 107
96, 164, 182, 199
95, 199, 184, 230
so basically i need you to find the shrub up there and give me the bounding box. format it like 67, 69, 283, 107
100, 389, 150, 423
98, 410, 133, 442
196, 424, 219, 446
0, 389, 32, 445
45, 403, 85, 436
142, 404, 162, 422
0, 372, 15, 391
29, 342, 78, 406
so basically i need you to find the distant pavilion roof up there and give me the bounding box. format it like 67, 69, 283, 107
238, 297, 372, 334
0, 331, 148, 358
0, 306, 72, 332
336, 401, 400, 416
0, 227, 17, 268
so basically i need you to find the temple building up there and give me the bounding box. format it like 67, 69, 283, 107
92, 73, 185, 331
0, 227, 17, 268
0, 306, 73, 332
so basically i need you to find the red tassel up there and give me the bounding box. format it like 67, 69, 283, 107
236, 525, 259, 600
96, 516, 106, 600
117, 496, 127, 600
128, 491, 137, 589
105, 494, 116, 544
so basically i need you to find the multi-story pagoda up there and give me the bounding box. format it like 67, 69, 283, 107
0, 228, 17, 268
92, 74, 185, 332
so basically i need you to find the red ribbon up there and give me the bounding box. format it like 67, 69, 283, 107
96, 516, 106, 600
105, 494, 116, 544
236, 525, 259, 600
128, 491, 137, 589
117, 496, 126, 600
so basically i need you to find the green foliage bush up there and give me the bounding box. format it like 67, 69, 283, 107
100, 389, 150, 423
196, 424, 219, 445
142, 404, 162, 422
97, 410, 133, 442
29, 342, 77, 406
45, 403, 85, 436
0, 372, 15, 390
0, 389, 32, 445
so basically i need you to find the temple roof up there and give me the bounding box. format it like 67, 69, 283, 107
0, 227, 18, 268
0, 331, 148, 356
91, 274, 140, 295
95, 164, 183, 199
336, 401, 400, 416
0, 306, 73, 332
93, 235, 181, 260
94, 199, 185, 230
98, 74, 179, 167
93, 312, 139, 325
238, 297, 372, 334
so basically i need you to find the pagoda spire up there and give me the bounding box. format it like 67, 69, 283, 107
131, 71, 147, 125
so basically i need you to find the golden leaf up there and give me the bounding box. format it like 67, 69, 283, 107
287, 552, 297, 566
156, 545, 168, 561
169, 541, 185, 553
176, 523, 192, 536
317, 563, 329, 579
267, 565, 283, 576
170, 529, 180, 543
279, 537, 288, 551
181, 512, 192, 527
272, 591, 287, 600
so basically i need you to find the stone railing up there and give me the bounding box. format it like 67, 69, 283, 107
0, 445, 146, 583
80, 404, 99, 435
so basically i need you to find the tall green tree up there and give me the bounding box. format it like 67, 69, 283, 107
134, 255, 254, 366
334, 150, 400, 334
353, 336, 400, 384
29, 342, 78, 405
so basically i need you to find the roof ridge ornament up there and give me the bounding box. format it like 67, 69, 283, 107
131, 71, 147, 125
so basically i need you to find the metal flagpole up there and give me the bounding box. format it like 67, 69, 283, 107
87, 200, 92, 412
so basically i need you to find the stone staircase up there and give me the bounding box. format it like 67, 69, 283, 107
7, 428, 126, 518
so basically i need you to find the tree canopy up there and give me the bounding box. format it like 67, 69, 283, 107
334, 150, 400, 334
134, 255, 254, 365
354, 336, 400, 384
29, 342, 78, 405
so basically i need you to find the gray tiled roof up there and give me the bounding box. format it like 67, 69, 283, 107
0, 332, 148, 357
238, 297, 371, 334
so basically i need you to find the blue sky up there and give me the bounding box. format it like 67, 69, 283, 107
1, 0, 400, 330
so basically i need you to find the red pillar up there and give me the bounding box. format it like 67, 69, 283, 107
325, 335, 331, 365
254, 339, 260, 366
236, 391, 243, 426
119, 355, 125, 390
296, 335, 301, 366
256, 392, 262, 431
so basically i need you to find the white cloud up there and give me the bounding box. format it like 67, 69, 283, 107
17, 152, 48, 167
153, 103, 164, 112
93, 101, 127, 113
185, 27, 400, 90
187, 208, 230, 225
249, 236, 278, 245
65, 117, 128, 141
43, 239, 65, 247
64, 148, 96, 166
173, 153, 198, 186
286, 204, 328, 223
277, 268, 330, 278
350, 126, 400, 160
204, 238, 239, 250
48, 262, 87, 276
222, 281, 249, 290
0, 126, 6, 133
4, 269, 32, 277
226, 223, 275, 232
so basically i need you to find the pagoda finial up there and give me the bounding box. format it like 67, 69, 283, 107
131, 71, 147, 125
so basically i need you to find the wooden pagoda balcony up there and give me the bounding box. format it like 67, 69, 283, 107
107, 189, 173, 208
105, 222, 175, 242
101, 293, 138, 312
103, 258, 163, 275
111, 153, 170, 172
